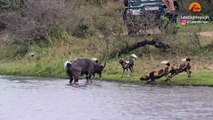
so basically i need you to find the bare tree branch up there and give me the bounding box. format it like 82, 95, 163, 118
110, 38, 170, 58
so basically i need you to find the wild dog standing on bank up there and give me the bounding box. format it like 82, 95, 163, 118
119, 54, 137, 77
91, 58, 106, 79
180, 57, 192, 78
140, 60, 171, 84
169, 57, 192, 78
140, 58, 192, 84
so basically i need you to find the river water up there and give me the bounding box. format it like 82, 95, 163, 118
0, 75, 213, 120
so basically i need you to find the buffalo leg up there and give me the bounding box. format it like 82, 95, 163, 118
69, 77, 73, 84
99, 73, 102, 80
86, 75, 89, 83
88, 74, 92, 83
86, 74, 92, 84
73, 74, 80, 85
67, 70, 73, 84
74, 79, 79, 85
86, 75, 90, 83
92, 73, 95, 79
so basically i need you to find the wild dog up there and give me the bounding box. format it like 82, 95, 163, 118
91, 58, 106, 79
169, 58, 192, 78
119, 54, 137, 77
140, 61, 171, 84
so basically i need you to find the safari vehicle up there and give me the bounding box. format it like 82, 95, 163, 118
123, 0, 180, 35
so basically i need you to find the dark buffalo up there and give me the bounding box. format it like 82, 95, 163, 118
64, 57, 106, 84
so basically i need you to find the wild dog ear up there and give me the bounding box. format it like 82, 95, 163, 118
186, 57, 191, 61
131, 54, 137, 59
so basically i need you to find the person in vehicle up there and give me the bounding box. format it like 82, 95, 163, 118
162, 0, 175, 13
162, 0, 177, 21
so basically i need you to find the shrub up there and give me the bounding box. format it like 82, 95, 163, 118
13, 39, 29, 56
72, 20, 94, 38
0, 0, 67, 40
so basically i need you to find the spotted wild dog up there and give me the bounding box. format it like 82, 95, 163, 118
119, 54, 137, 77
169, 57, 192, 78
140, 61, 171, 84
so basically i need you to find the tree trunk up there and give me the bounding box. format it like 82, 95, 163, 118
110, 39, 170, 58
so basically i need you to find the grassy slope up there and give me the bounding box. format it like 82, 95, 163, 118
102, 71, 213, 86
0, 3, 213, 86
0, 56, 213, 86
0, 25, 213, 86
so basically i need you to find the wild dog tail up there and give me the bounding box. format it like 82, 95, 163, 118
64, 61, 71, 69
161, 60, 170, 67
131, 54, 137, 59
91, 58, 98, 63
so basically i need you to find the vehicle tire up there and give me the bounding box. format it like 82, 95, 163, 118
124, 0, 129, 7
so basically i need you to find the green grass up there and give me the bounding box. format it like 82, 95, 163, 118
0, 29, 213, 86
0, 56, 212, 86
166, 71, 213, 86
102, 71, 213, 86
0, 57, 67, 78
0, 31, 212, 86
